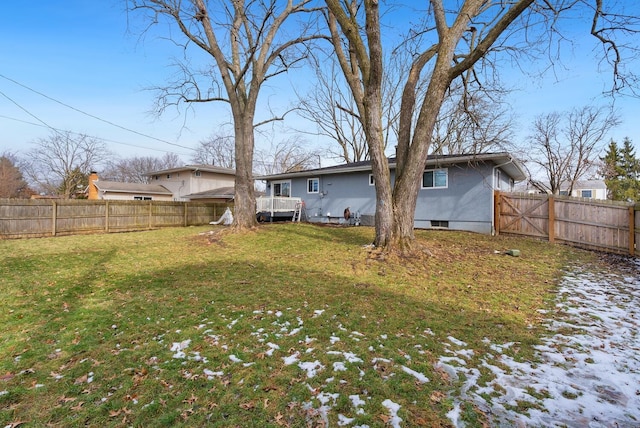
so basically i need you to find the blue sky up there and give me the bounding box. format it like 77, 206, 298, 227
1, 1, 639, 167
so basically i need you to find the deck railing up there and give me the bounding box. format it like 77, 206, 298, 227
256, 196, 302, 214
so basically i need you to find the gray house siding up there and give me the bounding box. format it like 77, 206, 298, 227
414, 163, 497, 234
277, 171, 377, 224
258, 153, 525, 234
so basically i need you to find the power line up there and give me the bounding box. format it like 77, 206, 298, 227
0, 115, 192, 156
0, 73, 196, 152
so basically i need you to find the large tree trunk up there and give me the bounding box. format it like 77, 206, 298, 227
233, 113, 258, 230
364, 0, 393, 248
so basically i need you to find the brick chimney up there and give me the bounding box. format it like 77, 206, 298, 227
88, 171, 99, 200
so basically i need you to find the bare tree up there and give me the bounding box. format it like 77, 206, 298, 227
103, 153, 182, 183
129, 0, 323, 230
0, 152, 34, 198
296, 59, 368, 163
254, 136, 322, 175
24, 131, 110, 198
528, 106, 619, 195
190, 133, 235, 168
325, 0, 639, 252
432, 82, 515, 155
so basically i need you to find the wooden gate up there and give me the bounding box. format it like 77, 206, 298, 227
495, 192, 637, 256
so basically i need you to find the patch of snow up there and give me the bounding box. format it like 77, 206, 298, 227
298, 360, 325, 378
283, 352, 300, 366
400, 366, 429, 383
228, 354, 242, 363
381, 399, 402, 428
445, 255, 640, 427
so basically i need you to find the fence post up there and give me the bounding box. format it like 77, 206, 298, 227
548, 196, 555, 243
184, 202, 188, 227
148, 201, 153, 229
52, 201, 57, 237
105, 201, 110, 232
630, 205, 635, 256
493, 190, 500, 236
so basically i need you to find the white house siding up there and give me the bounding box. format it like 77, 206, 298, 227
98, 192, 173, 201
151, 170, 235, 201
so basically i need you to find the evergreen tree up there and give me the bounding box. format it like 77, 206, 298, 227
600, 138, 640, 202
619, 138, 640, 201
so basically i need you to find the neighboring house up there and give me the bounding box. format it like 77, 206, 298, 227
256, 152, 527, 234
184, 186, 236, 203
559, 180, 607, 200
145, 165, 236, 201
87, 172, 173, 201
515, 179, 608, 200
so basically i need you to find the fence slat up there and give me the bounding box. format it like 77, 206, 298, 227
496, 191, 636, 256
0, 199, 232, 239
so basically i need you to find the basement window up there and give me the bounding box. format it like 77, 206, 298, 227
430, 220, 449, 228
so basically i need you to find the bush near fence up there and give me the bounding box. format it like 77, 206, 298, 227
0, 199, 232, 239
495, 191, 639, 256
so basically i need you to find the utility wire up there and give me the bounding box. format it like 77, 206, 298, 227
0, 115, 192, 156
0, 89, 60, 135
0, 73, 195, 152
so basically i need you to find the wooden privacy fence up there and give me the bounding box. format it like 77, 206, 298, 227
0, 199, 232, 239
495, 191, 639, 256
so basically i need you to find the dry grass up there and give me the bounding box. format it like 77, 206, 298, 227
0, 223, 591, 427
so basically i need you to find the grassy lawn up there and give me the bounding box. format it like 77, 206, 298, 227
0, 223, 590, 427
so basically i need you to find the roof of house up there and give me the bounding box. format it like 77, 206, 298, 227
93, 180, 173, 195
144, 164, 236, 177
564, 179, 607, 190
185, 186, 236, 200
256, 152, 527, 182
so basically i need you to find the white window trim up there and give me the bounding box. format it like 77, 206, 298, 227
422, 168, 448, 189
307, 178, 319, 194
272, 179, 292, 197
369, 174, 375, 186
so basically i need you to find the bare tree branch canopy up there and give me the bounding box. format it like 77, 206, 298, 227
128, 0, 323, 230
322, 0, 639, 252
24, 131, 111, 198
528, 105, 619, 195
191, 133, 235, 168
254, 136, 322, 175
103, 153, 182, 183
0, 152, 34, 198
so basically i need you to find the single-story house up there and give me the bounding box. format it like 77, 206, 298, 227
184, 186, 236, 203
256, 152, 527, 234
560, 180, 607, 200
145, 165, 236, 201
87, 172, 173, 201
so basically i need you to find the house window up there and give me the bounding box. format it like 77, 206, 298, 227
430, 220, 449, 228
559, 190, 569, 196
422, 169, 448, 189
369, 174, 375, 186
134, 196, 152, 201
581, 190, 592, 198
195, 171, 202, 177
273, 180, 291, 197
166, 174, 172, 179
307, 178, 319, 193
